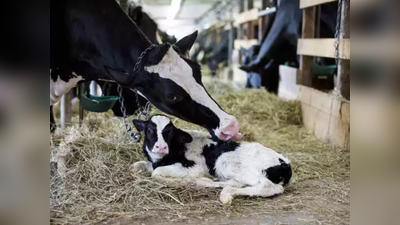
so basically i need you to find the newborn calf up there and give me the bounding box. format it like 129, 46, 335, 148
132, 115, 292, 204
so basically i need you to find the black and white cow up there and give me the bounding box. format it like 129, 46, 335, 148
132, 115, 292, 204
240, 0, 338, 93
158, 30, 177, 45
50, 0, 241, 141
240, 45, 283, 94
97, 5, 160, 118
206, 30, 233, 77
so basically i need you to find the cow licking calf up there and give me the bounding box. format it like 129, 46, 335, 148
132, 115, 292, 204
50, 0, 241, 141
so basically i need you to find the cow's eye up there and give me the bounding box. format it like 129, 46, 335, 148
166, 94, 183, 103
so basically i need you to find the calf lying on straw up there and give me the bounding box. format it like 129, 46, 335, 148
132, 115, 292, 204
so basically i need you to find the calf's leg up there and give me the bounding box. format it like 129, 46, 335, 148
195, 178, 245, 188
132, 161, 153, 174
220, 178, 284, 205
152, 163, 191, 179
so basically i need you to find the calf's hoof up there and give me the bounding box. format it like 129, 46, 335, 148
220, 186, 234, 205
275, 184, 285, 195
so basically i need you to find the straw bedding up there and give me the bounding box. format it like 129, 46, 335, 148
50, 79, 350, 225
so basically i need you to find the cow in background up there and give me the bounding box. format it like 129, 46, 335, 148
191, 29, 235, 77
240, 0, 338, 93
191, 32, 211, 64
158, 30, 177, 44
206, 30, 234, 77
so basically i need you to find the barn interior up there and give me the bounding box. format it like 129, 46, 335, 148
50, 0, 354, 224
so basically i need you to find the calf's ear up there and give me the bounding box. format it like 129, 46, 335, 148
174, 30, 198, 56
132, 119, 147, 132
176, 129, 193, 144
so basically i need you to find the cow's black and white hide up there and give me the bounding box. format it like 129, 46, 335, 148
132, 115, 292, 204
97, 5, 160, 118
49, 0, 241, 141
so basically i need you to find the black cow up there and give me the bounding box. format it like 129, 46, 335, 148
206, 30, 233, 77
98, 5, 159, 118
191, 29, 234, 77
158, 30, 177, 44
191, 31, 215, 65
50, 0, 241, 141
128, 5, 159, 44
240, 0, 338, 93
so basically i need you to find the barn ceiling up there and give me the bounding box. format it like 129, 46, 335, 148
132, 0, 227, 38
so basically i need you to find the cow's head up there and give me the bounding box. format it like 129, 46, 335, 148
240, 45, 260, 66
107, 31, 241, 141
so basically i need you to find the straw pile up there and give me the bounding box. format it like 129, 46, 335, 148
50, 79, 350, 225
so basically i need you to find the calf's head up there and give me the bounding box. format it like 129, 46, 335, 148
132, 115, 192, 162
110, 31, 242, 141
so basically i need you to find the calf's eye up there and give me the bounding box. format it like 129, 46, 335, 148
147, 128, 154, 135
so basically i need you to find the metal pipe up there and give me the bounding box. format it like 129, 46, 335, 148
257, 7, 277, 17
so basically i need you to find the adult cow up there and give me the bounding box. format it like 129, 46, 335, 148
50, 0, 241, 141
206, 30, 233, 77
240, 0, 338, 93
97, 5, 159, 117
158, 30, 177, 44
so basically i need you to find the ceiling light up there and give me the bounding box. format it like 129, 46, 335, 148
167, 0, 181, 21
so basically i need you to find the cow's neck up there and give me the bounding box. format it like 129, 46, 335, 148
66, 0, 153, 83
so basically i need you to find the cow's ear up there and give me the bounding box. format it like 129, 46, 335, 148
129, 6, 143, 25
175, 129, 193, 144
175, 31, 198, 56
132, 119, 147, 132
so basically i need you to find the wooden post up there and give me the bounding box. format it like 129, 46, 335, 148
78, 84, 84, 126
60, 91, 72, 129
239, 0, 245, 12
337, 1, 350, 100
247, 0, 254, 10
247, 0, 254, 39
258, 0, 269, 42
228, 10, 234, 81
247, 21, 254, 39
238, 0, 245, 39
299, 7, 316, 87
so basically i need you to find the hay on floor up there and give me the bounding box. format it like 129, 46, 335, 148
50, 82, 350, 225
